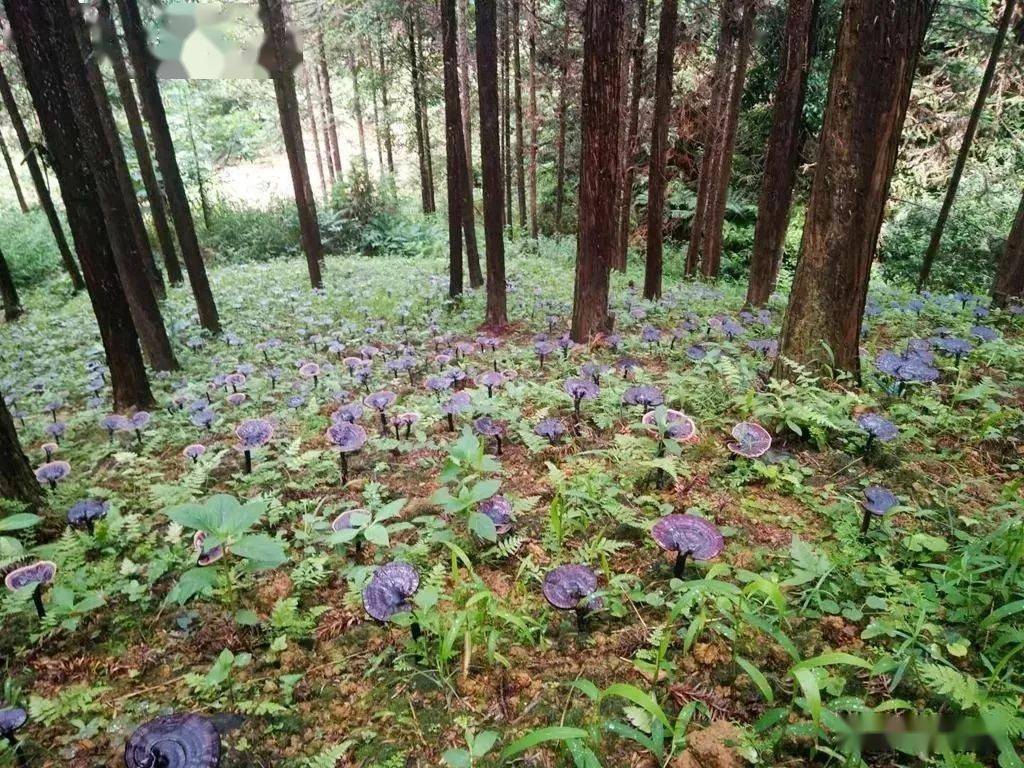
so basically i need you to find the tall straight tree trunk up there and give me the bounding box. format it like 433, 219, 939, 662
686, 0, 756, 279
643, 0, 678, 300
303, 65, 329, 199
776, 0, 934, 379
512, 0, 527, 229
527, 0, 539, 240
377, 28, 395, 175
553, 13, 571, 234
0, 62, 84, 291
501, 0, 513, 230
98, 0, 182, 286
457, 0, 475, 182
117, 0, 221, 334
918, 0, 1016, 291
7, 0, 154, 409
348, 51, 370, 176
992, 190, 1024, 308
0, 242, 23, 321
571, 0, 625, 341
442, 0, 465, 299
0, 395, 40, 510
417, 22, 437, 212
477, 0, 508, 327
259, 0, 324, 290
317, 26, 343, 176
408, 13, 434, 213
72, 3, 166, 303
182, 86, 212, 231
746, 0, 819, 306
0, 129, 27, 213
619, 0, 648, 269
367, 47, 385, 182
313, 63, 336, 188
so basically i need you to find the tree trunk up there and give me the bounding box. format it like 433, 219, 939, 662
259, 0, 324, 290
117, 0, 221, 334
0, 241, 23, 321
368, 48, 386, 182
72, 2, 166, 302
313, 62, 336, 188
746, 0, 819, 306
418, 22, 437, 212
686, 0, 756, 280
457, 0, 475, 183
512, 0, 527, 229
527, 0, 539, 240
317, 26, 343, 176
0, 128, 28, 213
442, 0, 465, 299
407, 14, 433, 213
477, 0, 508, 327
303, 65, 329, 200
553, 14, 571, 234
0, 62, 84, 291
643, 0, 678, 300
992, 190, 1024, 308
571, 0, 625, 341
502, 0, 513, 230
775, 0, 934, 379
917, 0, 1016, 291
183, 85, 212, 231
619, 0, 649, 270
7, 0, 154, 409
377, 28, 395, 175
348, 51, 370, 176
0, 395, 41, 510
98, 0, 182, 286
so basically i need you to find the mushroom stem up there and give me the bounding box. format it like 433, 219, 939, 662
673, 550, 690, 579
31, 584, 45, 619
5, 733, 27, 768
340, 454, 349, 485
243, 450, 252, 474
495, 436, 503, 456
378, 412, 388, 435
864, 435, 875, 453
574, 606, 588, 634
446, 414, 454, 432
135, 430, 143, 446
861, 509, 872, 534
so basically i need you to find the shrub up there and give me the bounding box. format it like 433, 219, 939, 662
0, 205, 65, 288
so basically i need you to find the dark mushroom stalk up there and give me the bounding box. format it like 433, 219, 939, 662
243, 449, 252, 474
0, 710, 28, 768
860, 507, 873, 534
340, 453, 349, 485
673, 550, 691, 579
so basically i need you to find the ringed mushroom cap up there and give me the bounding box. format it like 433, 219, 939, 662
362, 561, 420, 621
330, 508, 368, 531
183, 444, 207, 460
651, 514, 724, 560
0, 707, 27, 737
440, 391, 472, 415
234, 419, 274, 449
641, 409, 697, 442
123, 713, 221, 768
4, 560, 57, 591
364, 390, 397, 411
192, 531, 224, 566
534, 418, 566, 441
298, 362, 321, 378
727, 422, 772, 458
225, 393, 247, 407
478, 495, 514, 535
129, 411, 152, 430
473, 416, 505, 437
40, 442, 59, 456
331, 403, 364, 423
622, 386, 664, 408
862, 485, 898, 516
326, 422, 367, 452
856, 413, 899, 442
393, 411, 421, 428
35, 460, 71, 485
563, 377, 599, 400
67, 499, 109, 528
541, 564, 603, 612
478, 371, 504, 389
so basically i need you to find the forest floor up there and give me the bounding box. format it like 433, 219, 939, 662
1, 253, 1022, 767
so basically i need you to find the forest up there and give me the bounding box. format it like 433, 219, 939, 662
0, 0, 1023, 765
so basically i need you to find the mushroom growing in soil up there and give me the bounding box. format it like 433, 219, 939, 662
101, 414, 128, 442
364, 390, 397, 435
392, 411, 420, 440
4, 560, 57, 618
478, 495, 514, 537
234, 418, 274, 474
40, 442, 58, 461
856, 413, 899, 452
479, 370, 504, 398
642, 409, 697, 451
299, 362, 321, 388
124, 713, 221, 768
651, 514, 724, 578
727, 422, 772, 459
67, 499, 109, 535
473, 416, 506, 456
0, 706, 28, 768
563, 378, 599, 424
861, 485, 898, 534
542, 564, 603, 633
326, 422, 367, 485
534, 418, 566, 445
192, 531, 224, 566
34, 460, 71, 490
622, 385, 664, 412
183, 444, 207, 463
362, 561, 421, 641
128, 411, 151, 445
440, 391, 472, 432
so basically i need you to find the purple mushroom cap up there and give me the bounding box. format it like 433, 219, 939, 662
192, 531, 224, 566
183, 444, 207, 460
331, 403, 364, 423
130, 411, 152, 430
856, 413, 899, 442
35, 460, 71, 485
727, 422, 772, 458
622, 386, 664, 409
298, 362, 321, 378
330, 508, 368, 531
67, 499, 109, 528
473, 416, 505, 437
0, 707, 27, 736
123, 713, 221, 768
5, 560, 57, 591
326, 422, 368, 452
642, 409, 697, 442
364, 390, 397, 411
863, 485, 898, 516
651, 514, 724, 560
440, 391, 472, 415
534, 418, 566, 442
234, 419, 274, 449
564, 377, 599, 401
541, 564, 602, 611
478, 495, 514, 535
362, 561, 420, 621
479, 371, 505, 389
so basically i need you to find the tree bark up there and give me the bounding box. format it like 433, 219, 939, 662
417, 22, 437, 212
0, 62, 84, 291
368, 48, 386, 182
117, 0, 221, 334
442, 0, 465, 299
182, 85, 212, 231
408, 14, 433, 213
317, 23, 343, 176
0, 127, 28, 213
775, 0, 934, 379
746, 0, 819, 306
259, 0, 324, 290
377, 27, 395, 175
992, 190, 1024, 308
686, 0, 756, 280
501, 0, 513, 230
917, 0, 1016, 291
457, 0, 475, 183
303, 64, 329, 200
0, 395, 40, 510
98, 0, 182, 286
512, 0, 527, 229
477, 0, 508, 327
619, 0, 649, 270
0, 241, 23, 321
7, 0, 154, 409
313, 61, 336, 188
348, 51, 370, 176
643, 0, 678, 300
553, 13, 571, 234
527, 0, 539, 240
570, 0, 625, 341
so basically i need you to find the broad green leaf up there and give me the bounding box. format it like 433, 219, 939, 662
471, 730, 499, 757
362, 523, 390, 547
441, 748, 471, 768
736, 656, 774, 703
981, 599, 1024, 629
468, 511, 497, 542
601, 683, 669, 727
0, 513, 42, 532
500, 727, 590, 760
792, 667, 821, 725
168, 567, 218, 605
232, 534, 287, 568
792, 652, 872, 671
